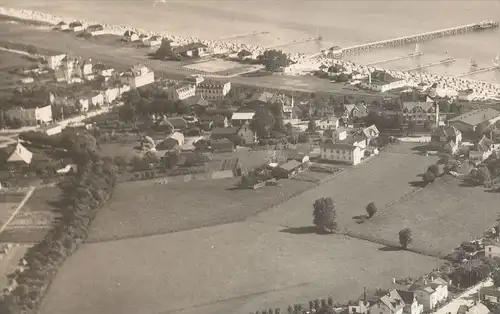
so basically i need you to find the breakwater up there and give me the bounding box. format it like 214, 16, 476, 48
319, 20, 498, 58
457, 65, 500, 77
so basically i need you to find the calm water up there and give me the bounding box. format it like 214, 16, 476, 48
1, 0, 500, 82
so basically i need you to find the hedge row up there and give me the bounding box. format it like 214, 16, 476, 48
0, 149, 117, 313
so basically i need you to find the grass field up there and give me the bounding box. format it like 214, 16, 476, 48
0, 187, 61, 244
88, 177, 317, 242
184, 59, 244, 73
40, 222, 443, 314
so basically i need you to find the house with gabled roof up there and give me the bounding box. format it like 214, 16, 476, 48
401, 101, 438, 127
55, 21, 69, 31
397, 290, 423, 314
211, 122, 256, 145
68, 21, 84, 32
367, 289, 406, 314
362, 125, 380, 145
408, 277, 448, 311
469, 135, 494, 163
7, 141, 33, 165
122, 30, 139, 42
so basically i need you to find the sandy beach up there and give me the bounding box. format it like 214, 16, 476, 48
0, 2, 499, 98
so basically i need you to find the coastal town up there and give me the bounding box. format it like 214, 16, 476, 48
0, 4, 499, 314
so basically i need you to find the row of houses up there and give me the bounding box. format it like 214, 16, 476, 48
54, 21, 106, 36
5, 62, 156, 126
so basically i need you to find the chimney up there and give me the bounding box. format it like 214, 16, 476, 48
392, 278, 396, 284
364, 287, 367, 303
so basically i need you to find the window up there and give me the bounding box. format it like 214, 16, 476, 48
489, 247, 492, 252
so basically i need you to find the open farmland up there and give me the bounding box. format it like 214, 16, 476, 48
0, 187, 61, 244
39, 222, 443, 314
88, 177, 317, 242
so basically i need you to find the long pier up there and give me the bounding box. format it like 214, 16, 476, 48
457, 66, 500, 77
365, 52, 423, 66
405, 58, 456, 71
315, 20, 498, 58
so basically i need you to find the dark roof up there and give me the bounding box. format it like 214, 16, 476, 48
182, 95, 209, 107
276, 160, 302, 171
167, 117, 187, 129
480, 287, 500, 298
449, 108, 500, 126
173, 42, 208, 54
69, 21, 83, 27
457, 305, 469, 314
211, 139, 234, 149
211, 127, 239, 137
396, 290, 414, 305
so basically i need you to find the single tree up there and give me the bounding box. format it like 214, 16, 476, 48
155, 39, 173, 59
493, 268, 500, 287
313, 197, 337, 233
422, 171, 436, 184
427, 164, 440, 177
308, 119, 316, 132
399, 228, 413, 249
287, 305, 293, 314
366, 201, 378, 218
260, 49, 290, 72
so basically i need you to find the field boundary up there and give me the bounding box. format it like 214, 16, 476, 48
86, 171, 344, 244
0, 186, 35, 236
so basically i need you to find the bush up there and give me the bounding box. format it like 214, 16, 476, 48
0, 141, 117, 313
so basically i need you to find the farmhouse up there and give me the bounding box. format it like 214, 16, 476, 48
195, 81, 231, 100
359, 70, 407, 92
231, 112, 255, 126
449, 108, 500, 133
401, 102, 439, 126
172, 42, 209, 58
5, 105, 53, 126
408, 277, 448, 311
122, 65, 155, 89
166, 84, 196, 101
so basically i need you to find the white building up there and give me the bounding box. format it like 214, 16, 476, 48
46, 54, 68, 70
123, 65, 155, 89
68, 21, 84, 32
316, 117, 339, 130
7, 142, 33, 165
5, 105, 53, 126
231, 112, 255, 126
55, 21, 69, 30
360, 70, 406, 92
195, 82, 231, 100
485, 245, 500, 259
166, 84, 196, 101
320, 134, 366, 166
85, 24, 106, 36
408, 277, 448, 311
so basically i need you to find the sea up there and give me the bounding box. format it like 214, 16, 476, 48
1, 0, 500, 82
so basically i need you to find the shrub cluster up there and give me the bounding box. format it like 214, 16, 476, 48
0, 143, 117, 313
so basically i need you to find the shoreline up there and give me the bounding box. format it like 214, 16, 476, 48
0, 6, 499, 99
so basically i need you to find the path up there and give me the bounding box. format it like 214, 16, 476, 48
0, 186, 35, 236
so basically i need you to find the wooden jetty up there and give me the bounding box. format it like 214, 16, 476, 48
313, 20, 499, 59
365, 52, 423, 66
405, 58, 456, 71
457, 65, 500, 77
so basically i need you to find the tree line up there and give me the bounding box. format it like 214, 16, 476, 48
0, 131, 118, 314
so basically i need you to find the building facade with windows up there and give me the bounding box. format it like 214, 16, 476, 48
195, 82, 231, 100
167, 84, 196, 101
5, 105, 53, 126
401, 102, 439, 126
